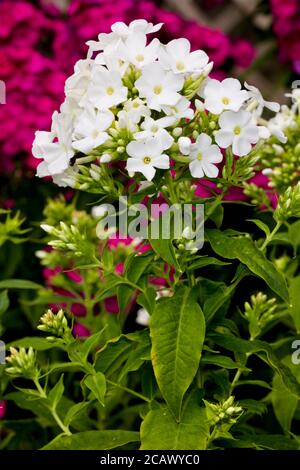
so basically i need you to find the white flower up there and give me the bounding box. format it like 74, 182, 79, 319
215, 110, 260, 156
94, 46, 128, 76
245, 82, 280, 116
134, 116, 175, 150
162, 96, 194, 120
33, 112, 74, 177
135, 63, 184, 111
117, 110, 139, 132
65, 59, 93, 107
179, 134, 223, 178
72, 107, 114, 154
87, 20, 163, 57
136, 308, 150, 326
89, 66, 128, 110
111, 19, 163, 37
203, 78, 249, 114
159, 38, 209, 75
123, 98, 151, 124
126, 137, 170, 181
119, 33, 160, 69
267, 105, 297, 143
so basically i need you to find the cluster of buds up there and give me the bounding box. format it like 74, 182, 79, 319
205, 396, 243, 426
242, 292, 277, 340
38, 309, 72, 342
0, 210, 29, 247
41, 221, 96, 262
6, 347, 39, 379
243, 182, 272, 209
274, 182, 300, 223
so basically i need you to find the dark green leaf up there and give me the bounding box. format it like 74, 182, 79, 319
150, 286, 205, 418
206, 229, 289, 302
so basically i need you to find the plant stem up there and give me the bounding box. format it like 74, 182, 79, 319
260, 221, 282, 251
229, 352, 251, 394
33, 377, 72, 436
33, 378, 47, 398
52, 408, 72, 436
106, 379, 151, 403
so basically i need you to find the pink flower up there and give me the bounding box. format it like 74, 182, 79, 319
0, 400, 6, 419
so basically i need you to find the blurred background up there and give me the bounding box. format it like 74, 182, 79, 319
1, 0, 299, 183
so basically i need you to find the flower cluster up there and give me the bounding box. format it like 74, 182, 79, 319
32, 20, 277, 190
0, 0, 255, 176
243, 87, 300, 209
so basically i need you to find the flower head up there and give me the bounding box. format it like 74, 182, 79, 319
203, 78, 249, 114
215, 110, 261, 156
179, 133, 223, 178
126, 138, 170, 181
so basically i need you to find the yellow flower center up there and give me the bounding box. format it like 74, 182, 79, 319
136, 54, 145, 62
106, 86, 114, 96
151, 126, 158, 133
176, 61, 185, 71
132, 102, 140, 108
153, 85, 162, 95
197, 152, 203, 161
234, 126, 241, 135
222, 97, 230, 105
143, 156, 152, 164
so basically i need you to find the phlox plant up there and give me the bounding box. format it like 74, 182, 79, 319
1, 20, 300, 451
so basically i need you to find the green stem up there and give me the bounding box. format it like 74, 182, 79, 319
51, 408, 72, 436
260, 221, 282, 251
106, 379, 151, 403
229, 352, 251, 394
33, 378, 47, 398
33, 377, 72, 436
205, 190, 226, 221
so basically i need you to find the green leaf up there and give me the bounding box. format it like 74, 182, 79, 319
186, 257, 230, 271
150, 286, 205, 418
0, 290, 9, 317
149, 214, 181, 270
288, 276, 300, 333
118, 252, 153, 313
140, 394, 208, 450
210, 333, 300, 397
137, 287, 156, 316
206, 229, 289, 302
64, 402, 90, 427
271, 357, 300, 432
248, 219, 270, 237
119, 333, 151, 380
94, 336, 134, 376
0, 279, 42, 290
8, 337, 63, 351
201, 354, 246, 370
79, 327, 107, 361
197, 266, 249, 322
48, 375, 65, 410
84, 372, 106, 406
42, 430, 140, 450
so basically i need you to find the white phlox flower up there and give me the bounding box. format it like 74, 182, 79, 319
203, 78, 249, 114
179, 133, 223, 178
158, 38, 209, 75
245, 82, 280, 116
119, 33, 160, 69
215, 110, 261, 157
135, 62, 184, 111
89, 66, 128, 110
126, 137, 170, 181
32, 111, 75, 177
72, 107, 114, 154
134, 116, 175, 149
